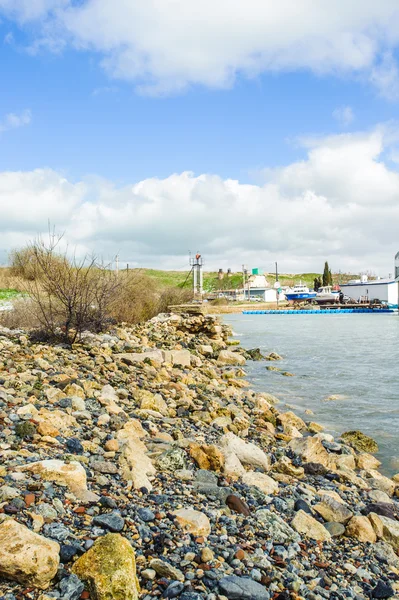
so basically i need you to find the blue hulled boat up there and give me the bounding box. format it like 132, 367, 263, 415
285, 284, 317, 302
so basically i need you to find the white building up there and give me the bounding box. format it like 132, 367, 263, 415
340, 275, 399, 307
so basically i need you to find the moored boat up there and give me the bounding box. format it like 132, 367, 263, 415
285, 284, 317, 302
315, 285, 340, 305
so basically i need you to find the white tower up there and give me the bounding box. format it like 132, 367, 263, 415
190, 252, 204, 296
395, 251, 399, 279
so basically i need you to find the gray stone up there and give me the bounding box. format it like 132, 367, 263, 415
59, 574, 85, 600
43, 523, 72, 541
156, 447, 187, 471
93, 512, 125, 532
137, 508, 155, 522
219, 575, 270, 600
256, 509, 300, 543
324, 522, 346, 537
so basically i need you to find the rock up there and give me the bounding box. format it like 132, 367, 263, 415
324, 522, 346, 537
149, 558, 184, 582
277, 411, 306, 432
217, 350, 246, 366
219, 575, 269, 600
345, 515, 377, 543
376, 515, 399, 548
364, 470, 395, 496
226, 494, 251, 516
137, 507, 155, 522
313, 496, 353, 524
291, 510, 331, 541
173, 508, 211, 537
369, 490, 393, 504
365, 502, 398, 520
356, 453, 382, 470
65, 438, 84, 454
164, 581, 185, 598
156, 447, 187, 471
341, 430, 378, 453
117, 420, 156, 491
288, 436, 335, 470
308, 422, 324, 433
189, 443, 225, 472
164, 349, 191, 367
256, 509, 300, 543
137, 390, 169, 416
59, 574, 85, 600
246, 348, 264, 360
98, 384, 125, 415
220, 432, 270, 472
274, 456, 304, 478
373, 542, 399, 568
116, 350, 164, 365
72, 533, 140, 599
201, 547, 214, 563
242, 471, 278, 495
16, 460, 99, 504
265, 352, 282, 361
93, 512, 125, 532
0, 519, 60, 589
372, 581, 395, 598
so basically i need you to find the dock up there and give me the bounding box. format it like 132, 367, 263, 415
243, 306, 396, 315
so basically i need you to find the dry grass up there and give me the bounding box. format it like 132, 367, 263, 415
0, 267, 25, 292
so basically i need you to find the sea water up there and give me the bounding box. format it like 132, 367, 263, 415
224, 313, 399, 475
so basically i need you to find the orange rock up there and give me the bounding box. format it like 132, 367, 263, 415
37, 422, 60, 438
24, 494, 35, 507
104, 439, 119, 452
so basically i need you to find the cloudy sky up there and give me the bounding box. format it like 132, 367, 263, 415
1, 1, 399, 275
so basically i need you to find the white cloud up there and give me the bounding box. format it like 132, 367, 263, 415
0, 109, 31, 133
2, 1, 399, 95
0, 125, 398, 275
333, 106, 354, 127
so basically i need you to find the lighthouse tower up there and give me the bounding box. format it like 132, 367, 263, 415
395, 251, 399, 279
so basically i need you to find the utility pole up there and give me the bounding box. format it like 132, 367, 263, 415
190, 252, 204, 299
274, 261, 281, 308
242, 264, 248, 301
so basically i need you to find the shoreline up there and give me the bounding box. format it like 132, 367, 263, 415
0, 312, 398, 599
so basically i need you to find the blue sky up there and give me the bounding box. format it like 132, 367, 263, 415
1, 1, 399, 274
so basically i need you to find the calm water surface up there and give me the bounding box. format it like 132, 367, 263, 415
223, 313, 399, 475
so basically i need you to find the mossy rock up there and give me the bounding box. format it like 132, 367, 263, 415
246, 348, 264, 361
15, 422, 36, 439
341, 430, 378, 454
72, 533, 140, 600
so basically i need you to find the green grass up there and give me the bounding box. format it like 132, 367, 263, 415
0, 289, 22, 301
136, 269, 358, 292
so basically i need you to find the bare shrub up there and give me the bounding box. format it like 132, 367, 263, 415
10, 236, 121, 343
109, 271, 159, 324
157, 287, 193, 313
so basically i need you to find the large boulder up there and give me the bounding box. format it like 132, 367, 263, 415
220, 432, 270, 473
277, 411, 306, 432
341, 430, 378, 453
314, 496, 353, 524
217, 350, 246, 366
345, 516, 377, 543
291, 510, 331, 541
16, 460, 99, 504
288, 436, 335, 470
117, 420, 156, 491
0, 519, 60, 590
242, 471, 278, 495
72, 533, 140, 600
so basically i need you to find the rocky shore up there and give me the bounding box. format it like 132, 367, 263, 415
0, 312, 398, 600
